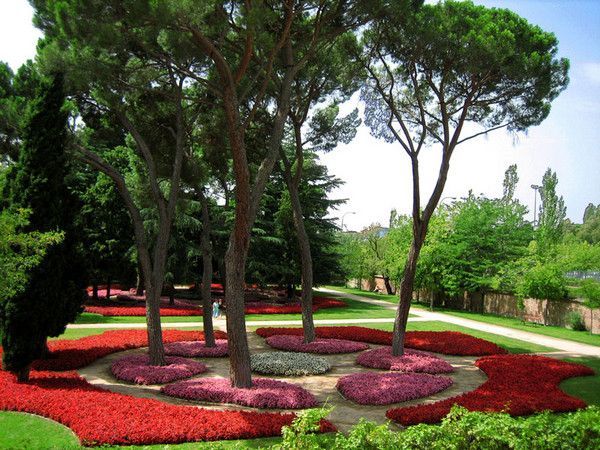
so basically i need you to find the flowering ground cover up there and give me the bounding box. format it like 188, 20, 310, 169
0, 369, 334, 446
356, 347, 454, 374
256, 326, 507, 356
266, 335, 369, 354
84, 296, 346, 316
111, 354, 207, 385
32, 329, 227, 370
251, 352, 331, 376
162, 377, 319, 409
164, 339, 229, 357
337, 372, 453, 405
386, 354, 595, 425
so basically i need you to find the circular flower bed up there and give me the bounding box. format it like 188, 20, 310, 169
356, 347, 454, 374
265, 335, 369, 354
251, 352, 331, 376
111, 354, 207, 385
164, 340, 228, 358
161, 377, 318, 409
337, 372, 453, 405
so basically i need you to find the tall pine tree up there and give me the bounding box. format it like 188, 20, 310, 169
0, 73, 86, 381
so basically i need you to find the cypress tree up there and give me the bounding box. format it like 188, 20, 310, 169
0, 73, 86, 381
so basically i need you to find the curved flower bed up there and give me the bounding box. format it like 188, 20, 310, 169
386, 354, 594, 425
266, 335, 369, 354
337, 372, 453, 405
111, 354, 207, 385
0, 369, 334, 446
356, 347, 454, 374
33, 329, 227, 371
251, 352, 331, 376
256, 326, 507, 356
85, 296, 346, 317
164, 340, 229, 358
162, 377, 318, 409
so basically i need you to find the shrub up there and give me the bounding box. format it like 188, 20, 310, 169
567, 311, 587, 331
516, 262, 568, 301
251, 352, 331, 376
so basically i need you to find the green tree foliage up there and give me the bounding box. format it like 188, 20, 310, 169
0, 74, 87, 380
537, 168, 567, 250
358, 0, 569, 354
0, 209, 63, 304
579, 203, 600, 244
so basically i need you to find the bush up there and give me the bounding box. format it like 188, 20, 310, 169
516, 262, 568, 301
567, 311, 587, 331
274, 405, 600, 450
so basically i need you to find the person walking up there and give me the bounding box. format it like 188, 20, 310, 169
212, 300, 220, 319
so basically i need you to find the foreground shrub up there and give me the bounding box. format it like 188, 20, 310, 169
251, 352, 331, 376
273, 405, 600, 450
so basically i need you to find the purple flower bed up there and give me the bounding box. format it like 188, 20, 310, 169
356, 347, 454, 374
337, 372, 453, 405
265, 335, 369, 354
164, 340, 229, 358
111, 354, 207, 385
161, 377, 318, 409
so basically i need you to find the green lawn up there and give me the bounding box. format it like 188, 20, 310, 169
75, 313, 203, 324
323, 285, 399, 303
561, 357, 600, 406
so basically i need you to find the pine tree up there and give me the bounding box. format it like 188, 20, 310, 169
0, 73, 86, 381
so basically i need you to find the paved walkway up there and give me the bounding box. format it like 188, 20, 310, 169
319, 288, 600, 357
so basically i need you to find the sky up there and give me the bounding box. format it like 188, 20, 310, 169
1, 1, 599, 231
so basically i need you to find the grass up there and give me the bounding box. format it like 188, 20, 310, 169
561, 357, 600, 406
322, 285, 399, 303
76, 313, 204, 324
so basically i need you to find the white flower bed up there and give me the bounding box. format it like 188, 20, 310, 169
250, 351, 331, 376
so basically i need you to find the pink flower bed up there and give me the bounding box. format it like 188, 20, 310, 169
111, 354, 207, 385
162, 377, 318, 409
356, 347, 454, 374
266, 335, 369, 354
337, 372, 453, 405
164, 340, 229, 358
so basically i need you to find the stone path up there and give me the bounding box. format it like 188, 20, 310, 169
78, 332, 486, 431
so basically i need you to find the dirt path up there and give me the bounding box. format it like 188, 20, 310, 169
78, 332, 486, 432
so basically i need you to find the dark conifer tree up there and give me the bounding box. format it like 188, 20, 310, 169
0, 73, 86, 381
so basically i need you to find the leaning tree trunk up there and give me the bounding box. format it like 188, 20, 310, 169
383, 276, 394, 295
92, 282, 99, 302
287, 176, 316, 343
391, 238, 424, 356
200, 193, 216, 347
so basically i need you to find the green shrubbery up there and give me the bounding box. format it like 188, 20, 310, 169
273, 405, 600, 450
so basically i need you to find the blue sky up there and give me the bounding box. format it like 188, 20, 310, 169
1, 1, 599, 230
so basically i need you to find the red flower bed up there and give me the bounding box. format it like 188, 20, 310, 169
255, 327, 507, 356
0, 369, 334, 446
386, 354, 594, 425
33, 330, 227, 371
84, 296, 347, 317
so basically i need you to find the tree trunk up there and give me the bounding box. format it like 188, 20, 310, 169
383, 276, 394, 295
225, 241, 252, 387
15, 364, 31, 383
392, 238, 424, 356
106, 278, 111, 301
145, 280, 166, 366
92, 282, 99, 302
200, 192, 215, 347
286, 173, 315, 343
136, 262, 144, 296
